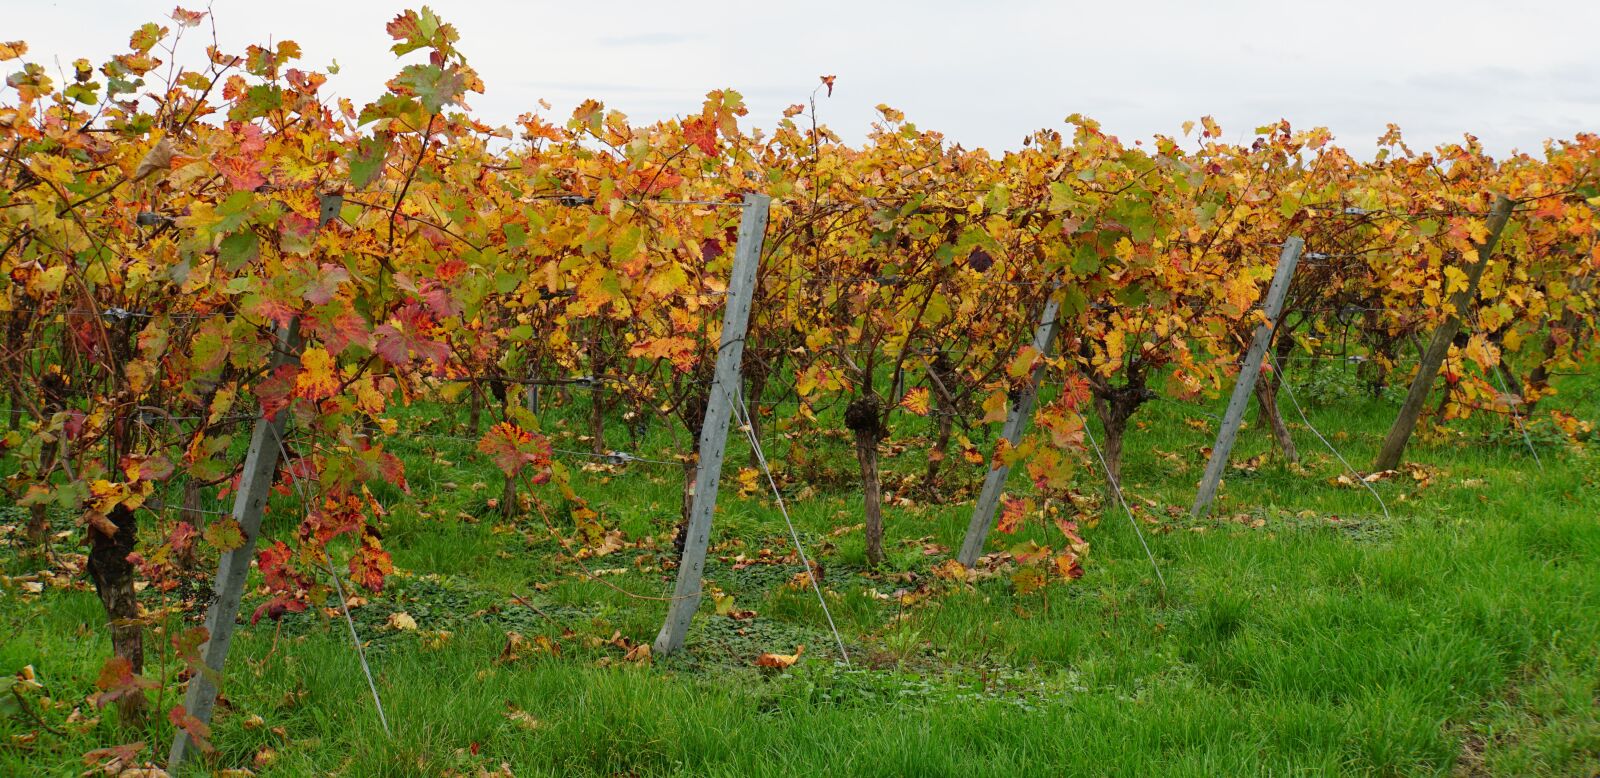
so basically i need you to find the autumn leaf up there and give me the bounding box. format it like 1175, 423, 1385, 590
996, 496, 1027, 534
169, 704, 215, 753
623, 643, 652, 664
478, 422, 553, 478
1053, 553, 1084, 580
295, 347, 341, 400
171, 7, 208, 27
931, 559, 967, 581
1007, 345, 1041, 379
1011, 566, 1046, 595
755, 644, 805, 670
899, 387, 930, 416
203, 517, 246, 552
682, 116, 718, 156
82, 742, 147, 774
348, 532, 394, 592
386, 7, 460, 57
132, 137, 174, 181
91, 657, 157, 709
386, 611, 418, 631
737, 467, 760, 497
981, 390, 1010, 424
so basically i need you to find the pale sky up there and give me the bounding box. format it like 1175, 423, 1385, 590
8, 1, 1599, 158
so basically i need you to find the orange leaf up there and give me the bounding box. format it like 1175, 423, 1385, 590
294, 347, 340, 400
755, 644, 805, 670
899, 387, 930, 416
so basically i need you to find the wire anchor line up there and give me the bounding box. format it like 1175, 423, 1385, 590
1081, 416, 1167, 598
731, 382, 850, 666
269, 429, 392, 738
1266, 349, 1391, 522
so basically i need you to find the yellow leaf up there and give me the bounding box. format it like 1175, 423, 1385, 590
387, 612, 418, 631
294, 347, 340, 400
981, 390, 1010, 424
31, 266, 68, 296
755, 644, 804, 670
737, 467, 760, 497
207, 385, 236, 424
932, 559, 968, 580
646, 262, 689, 297
1007, 345, 1041, 380
124, 359, 155, 394
899, 387, 930, 416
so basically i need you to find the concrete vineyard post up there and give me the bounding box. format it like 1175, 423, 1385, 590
653, 193, 770, 656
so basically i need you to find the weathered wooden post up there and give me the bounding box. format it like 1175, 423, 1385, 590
1373, 194, 1513, 472
653, 193, 770, 656
1190, 237, 1304, 518
956, 290, 1062, 567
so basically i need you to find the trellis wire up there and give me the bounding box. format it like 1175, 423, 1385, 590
1079, 416, 1167, 597
1265, 349, 1391, 522
731, 382, 850, 665
399, 426, 681, 468
269, 428, 391, 738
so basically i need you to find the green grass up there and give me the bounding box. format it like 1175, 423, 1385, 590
2, 361, 1597, 776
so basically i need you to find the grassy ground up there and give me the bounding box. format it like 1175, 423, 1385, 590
2, 360, 1597, 776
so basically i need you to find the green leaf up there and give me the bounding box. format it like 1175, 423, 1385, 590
393, 63, 467, 115
609, 225, 642, 261
203, 517, 246, 552
503, 222, 527, 249
357, 93, 424, 129
349, 133, 392, 188
1071, 243, 1101, 275
64, 82, 100, 105
219, 230, 259, 269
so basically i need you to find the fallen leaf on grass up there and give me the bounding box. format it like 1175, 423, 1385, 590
755, 644, 805, 670
505, 705, 541, 731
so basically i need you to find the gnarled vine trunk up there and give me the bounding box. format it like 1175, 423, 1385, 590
920, 352, 954, 495
88, 502, 146, 727
1255, 373, 1298, 464
1091, 385, 1149, 500
25, 371, 68, 554
845, 396, 885, 567
176, 479, 205, 569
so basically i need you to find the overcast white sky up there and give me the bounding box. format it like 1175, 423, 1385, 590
8, 1, 1599, 158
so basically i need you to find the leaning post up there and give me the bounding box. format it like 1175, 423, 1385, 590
653, 192, 770, 656
1373, 194, 1514, 472
956, 289, 1063, 567
1190, 236, 1304, 518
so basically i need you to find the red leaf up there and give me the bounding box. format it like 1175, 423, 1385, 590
82, 741, 147, 772
91, 656, 157, 709
255, 364, 299, 420
478, 422, 552, 478
169, 705, 215, 753
257, 541, 304, 591
348, 532, 394, 592
996, 497, 1026, 534
682, 116, 718, 156
169, 521, 197, 556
